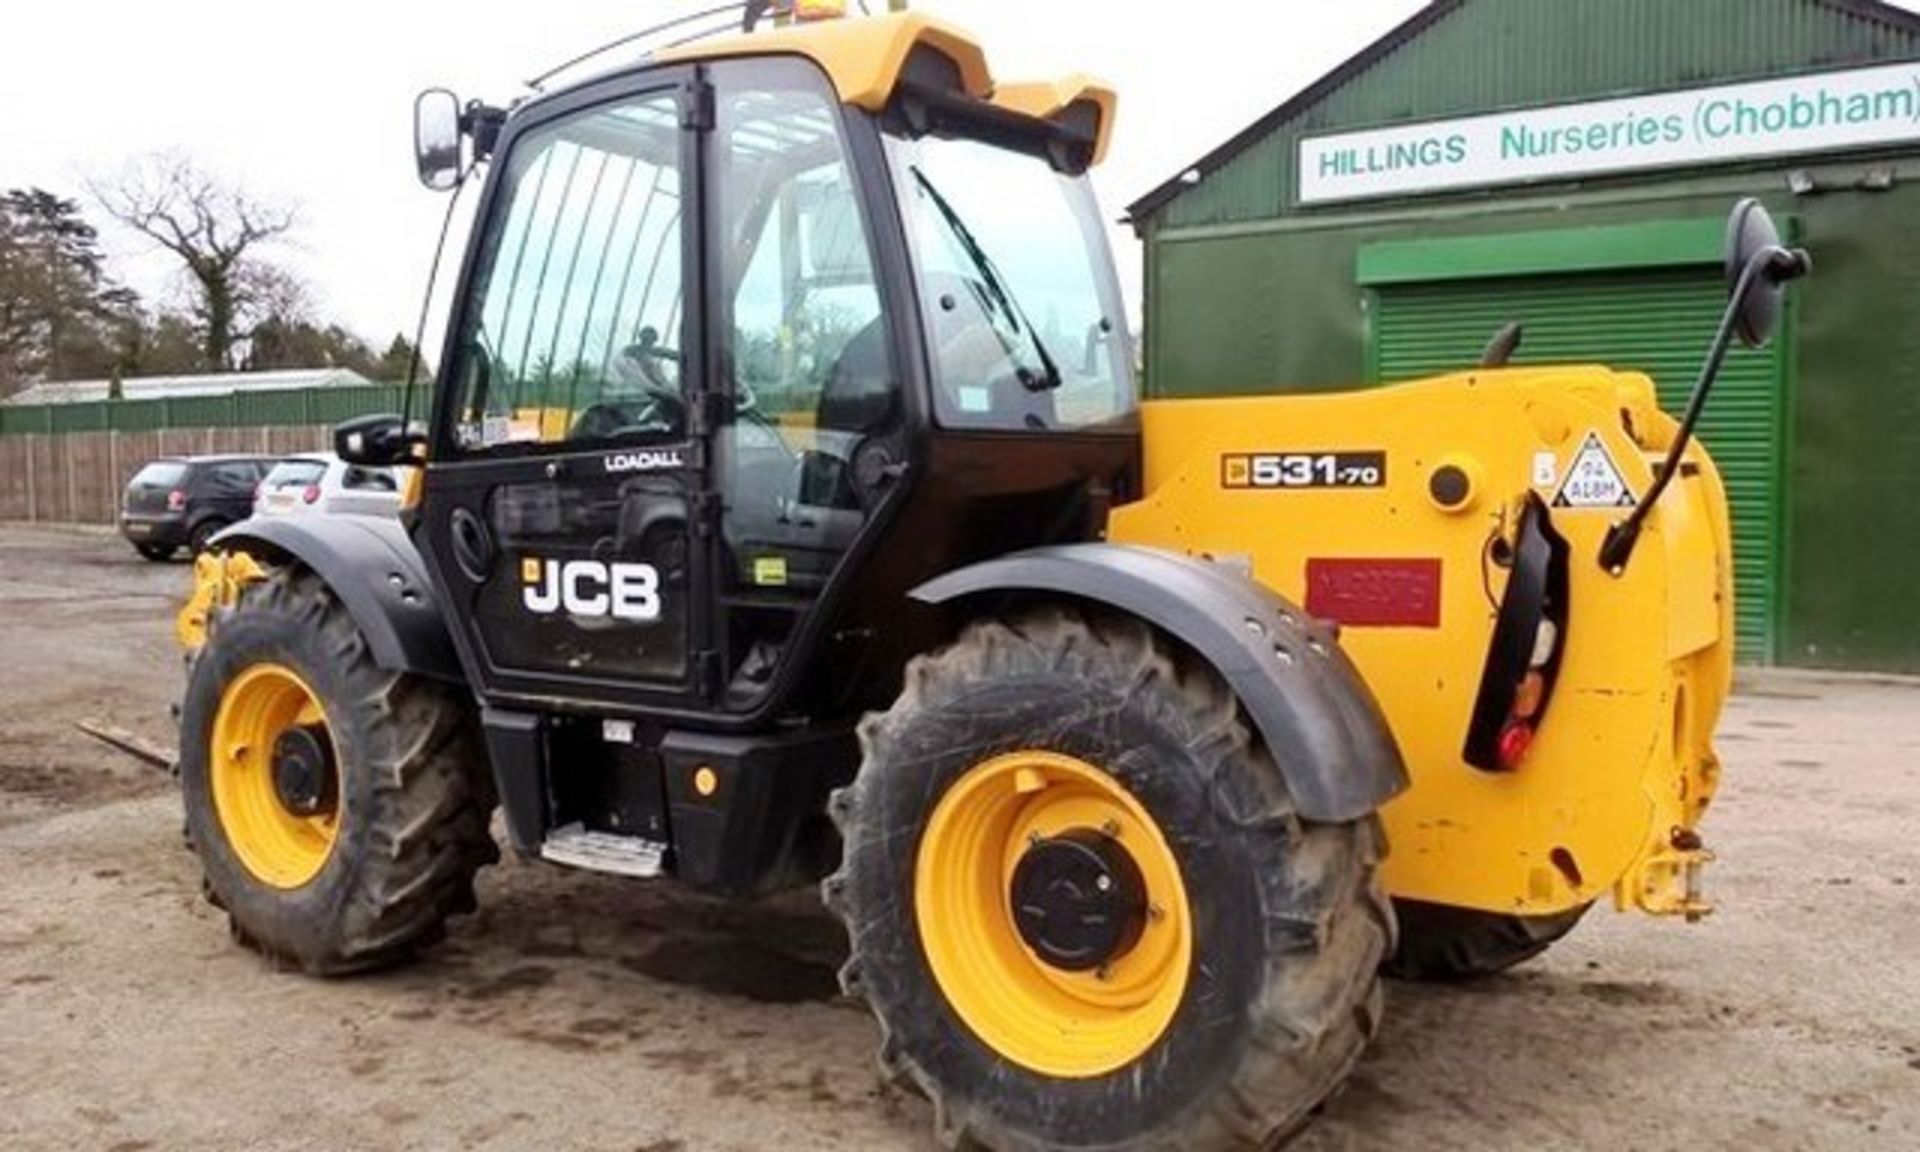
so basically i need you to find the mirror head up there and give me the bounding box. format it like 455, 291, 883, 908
1725, 198, 1811, 348
414, 88, 464, 192
336, 413, 420, 467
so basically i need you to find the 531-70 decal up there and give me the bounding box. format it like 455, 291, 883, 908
1222, 451, 1387, 490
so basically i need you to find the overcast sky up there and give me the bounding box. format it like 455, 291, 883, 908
4, 1, 1461, 348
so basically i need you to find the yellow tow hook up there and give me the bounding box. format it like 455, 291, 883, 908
1672, 828, 1715, 925
1619, 826, 1715, 921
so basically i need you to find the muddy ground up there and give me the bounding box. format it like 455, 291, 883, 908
0, 523, 1915, 1151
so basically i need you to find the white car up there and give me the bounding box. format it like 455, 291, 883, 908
254, 455, 405, 520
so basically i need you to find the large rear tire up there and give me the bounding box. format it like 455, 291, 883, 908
826, 608, 1392, 1151
179, 566, 497, 974
1384, 900, 1591, 981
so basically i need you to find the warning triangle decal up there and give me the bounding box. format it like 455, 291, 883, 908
1552, 431, 1637, 509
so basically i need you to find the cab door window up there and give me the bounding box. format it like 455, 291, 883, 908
447, 93, 687, 453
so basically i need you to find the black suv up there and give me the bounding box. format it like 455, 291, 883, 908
120, 455, 278, 560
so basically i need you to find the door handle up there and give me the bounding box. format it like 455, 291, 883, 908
450, 507, 494, 582
853, 442, 906, 493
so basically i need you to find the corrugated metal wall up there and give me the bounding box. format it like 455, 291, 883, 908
1158, 0, 1920, 229
1372, 268, 1785, 659
0, 384, 407, 437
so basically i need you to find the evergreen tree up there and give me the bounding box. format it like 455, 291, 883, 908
0, 187, 138, 391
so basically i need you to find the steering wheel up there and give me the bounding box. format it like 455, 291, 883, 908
572, 393, 686, 441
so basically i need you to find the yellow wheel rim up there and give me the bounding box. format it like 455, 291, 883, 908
209, 663, 340, 889
914, 751, 1193, 1079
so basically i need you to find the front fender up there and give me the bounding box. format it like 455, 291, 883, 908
211, 516, 463, 683
912, 544, 1407, 824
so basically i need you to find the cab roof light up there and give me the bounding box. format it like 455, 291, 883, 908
793, 0, 848, 21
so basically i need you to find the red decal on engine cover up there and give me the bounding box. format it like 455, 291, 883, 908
1304, 559, 1442, 628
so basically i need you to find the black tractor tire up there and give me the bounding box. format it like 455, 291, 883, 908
178, 565, 497, 975
1384, 899, 1592, 982
826, 607, 1393, 1152
188, 518, 229, 556
136, 543, 176, 562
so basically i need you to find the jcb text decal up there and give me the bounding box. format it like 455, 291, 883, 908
521, 558, 662, 622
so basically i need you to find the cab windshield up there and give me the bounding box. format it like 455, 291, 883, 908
885, 132, 1134, 432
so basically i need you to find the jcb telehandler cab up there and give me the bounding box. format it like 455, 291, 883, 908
174, 8, 1807, 1149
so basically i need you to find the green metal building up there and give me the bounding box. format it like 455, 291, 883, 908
1128, 0, 1920, 671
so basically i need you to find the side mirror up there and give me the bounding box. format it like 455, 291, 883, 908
414, 88, 464, 192
1600, 200, 1810, 573
336, 413, 421, 467
1725, 198, 1811, 348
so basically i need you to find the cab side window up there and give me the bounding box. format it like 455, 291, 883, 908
712, 60, 897, 694
448, 93, 687, 453
716, 68, 895, 586
727, 130, 889, 438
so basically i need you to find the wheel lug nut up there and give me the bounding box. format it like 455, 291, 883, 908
1101, 819, 1121, 838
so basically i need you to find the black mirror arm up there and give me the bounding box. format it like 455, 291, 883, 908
463, 102, 507, 162
1597, 245, 1806, 574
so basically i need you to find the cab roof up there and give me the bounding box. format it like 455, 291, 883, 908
656, 11, 1116, 165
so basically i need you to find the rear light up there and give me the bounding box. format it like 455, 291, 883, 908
301, 484, 322, 505
1494, 625, 1559, 767
1511, 669, 1547, 721
1464, 495, 1569, 773
1496, 720, 1535, 769
166, 489, 186, 511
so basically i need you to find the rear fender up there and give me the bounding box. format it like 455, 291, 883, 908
912, 544, 1409, 824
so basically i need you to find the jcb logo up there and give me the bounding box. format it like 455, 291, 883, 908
521, 558, 662, 622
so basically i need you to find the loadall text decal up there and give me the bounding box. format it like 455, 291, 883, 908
603, 448, 685, 474
521, 558, 662, 622
1222, 452, 1387, 490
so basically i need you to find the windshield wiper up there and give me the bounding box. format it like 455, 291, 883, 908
910, 166, 1062, 392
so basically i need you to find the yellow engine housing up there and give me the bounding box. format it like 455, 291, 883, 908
1109, 367, 1731, 920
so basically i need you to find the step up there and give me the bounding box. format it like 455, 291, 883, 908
539, 823, 668, 878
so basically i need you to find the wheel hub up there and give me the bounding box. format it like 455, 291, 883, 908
1011, 828, 1148, 972
270, 723, 336, 817
210, 663, 340, 889
913, 750, 1192, 1079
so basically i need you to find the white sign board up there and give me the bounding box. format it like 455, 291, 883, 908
1299, 62, 1920, 204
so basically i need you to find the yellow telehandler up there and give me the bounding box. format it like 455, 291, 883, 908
174, 6, 1806, 1148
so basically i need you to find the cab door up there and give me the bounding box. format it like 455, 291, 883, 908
419, 72, 714, 711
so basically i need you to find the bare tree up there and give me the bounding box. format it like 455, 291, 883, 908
91, 155, 298, 372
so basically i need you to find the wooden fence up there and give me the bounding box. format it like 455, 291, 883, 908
0, 426, 335, 525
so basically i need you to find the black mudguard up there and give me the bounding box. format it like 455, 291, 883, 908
912, 544, 1408, 824
213, 516, 464, 683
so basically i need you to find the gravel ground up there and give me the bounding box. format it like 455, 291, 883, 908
0, 523, 1915, 1152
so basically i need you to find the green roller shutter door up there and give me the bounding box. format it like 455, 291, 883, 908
1372, 267, 1785, 662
